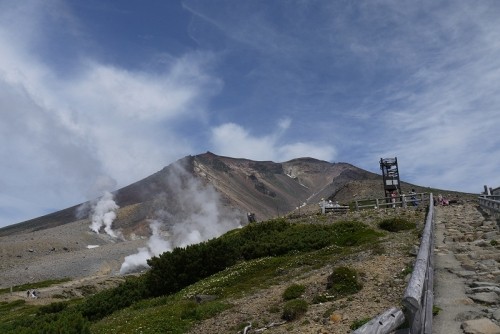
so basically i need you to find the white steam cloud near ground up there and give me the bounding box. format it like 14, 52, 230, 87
119, 163, 243, 274
89, 191, 120, 239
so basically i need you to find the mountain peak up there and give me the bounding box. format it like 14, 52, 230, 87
0, 153, 380, 236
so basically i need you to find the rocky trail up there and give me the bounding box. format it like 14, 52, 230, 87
433, 202, 500, 334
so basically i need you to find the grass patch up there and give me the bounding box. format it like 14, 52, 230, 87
0, 278, 71, 295
379, 218, 416, 232
92, 297, 230, 334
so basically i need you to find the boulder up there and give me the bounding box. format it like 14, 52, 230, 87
461, 318, 500, 334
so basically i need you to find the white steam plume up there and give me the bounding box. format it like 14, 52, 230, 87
119, 162, 244, 274
119, 220, 172, 274
89, 191, 120, 238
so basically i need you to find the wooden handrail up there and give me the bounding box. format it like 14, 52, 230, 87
402, 193, 434, 334
352, 194, 435, 334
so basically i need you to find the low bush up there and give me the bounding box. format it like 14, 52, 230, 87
326, 266, 363, 298
283, 284, 305, 300
1, 309, 90, 334
282, 299, 308, 321
146, 219, 381, 297
379, 218, 416, 232
37, 301, 68, 315
312, 294, 328, 304
78, 276, 148, 321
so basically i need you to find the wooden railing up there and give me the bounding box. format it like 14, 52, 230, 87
354, 193, 428, 211
319, 200, 349, 214
353, 194, 435, 334
478, 195, 500, 216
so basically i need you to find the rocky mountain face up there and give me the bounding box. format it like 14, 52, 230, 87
0, 152, 382, 237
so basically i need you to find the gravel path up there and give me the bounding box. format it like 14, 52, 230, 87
433, 203, 500, 334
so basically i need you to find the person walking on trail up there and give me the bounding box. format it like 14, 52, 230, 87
409, 189, 419, 207
391, 191, 397, 208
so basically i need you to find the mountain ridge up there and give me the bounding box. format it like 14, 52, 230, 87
0, 152, 396, 237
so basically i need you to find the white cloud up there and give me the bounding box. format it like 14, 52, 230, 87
210, 121, 336, 162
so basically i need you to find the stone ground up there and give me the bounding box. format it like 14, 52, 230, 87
433, 203, 500, 334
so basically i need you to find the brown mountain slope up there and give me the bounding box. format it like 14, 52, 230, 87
0, 152, 383, 237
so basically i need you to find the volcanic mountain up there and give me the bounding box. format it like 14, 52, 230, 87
0, 152, 385, 238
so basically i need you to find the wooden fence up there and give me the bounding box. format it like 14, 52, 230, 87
478, 195, 500, 218
319, 200, 349, 214
353, 194, 435, 334
354, 193, 428, 211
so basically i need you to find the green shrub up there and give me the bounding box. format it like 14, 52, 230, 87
39, 311, 91, 334
146, 219, 380, 297
37, 301, 68, 315
379, 218, 416, 232
326, 266, 363, 297
78, 276, 148, 321
490, 240, 498, 246
0, 310, 90, 334
282, 299, 308, 321
283, 284, 306, 300
312, 294, 328, 304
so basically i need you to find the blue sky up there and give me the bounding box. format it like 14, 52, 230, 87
1, 0, 500, 227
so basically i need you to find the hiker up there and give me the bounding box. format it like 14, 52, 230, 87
437, 194, 449, 206
391, 191, 397, 208
409, 189, 419, 207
